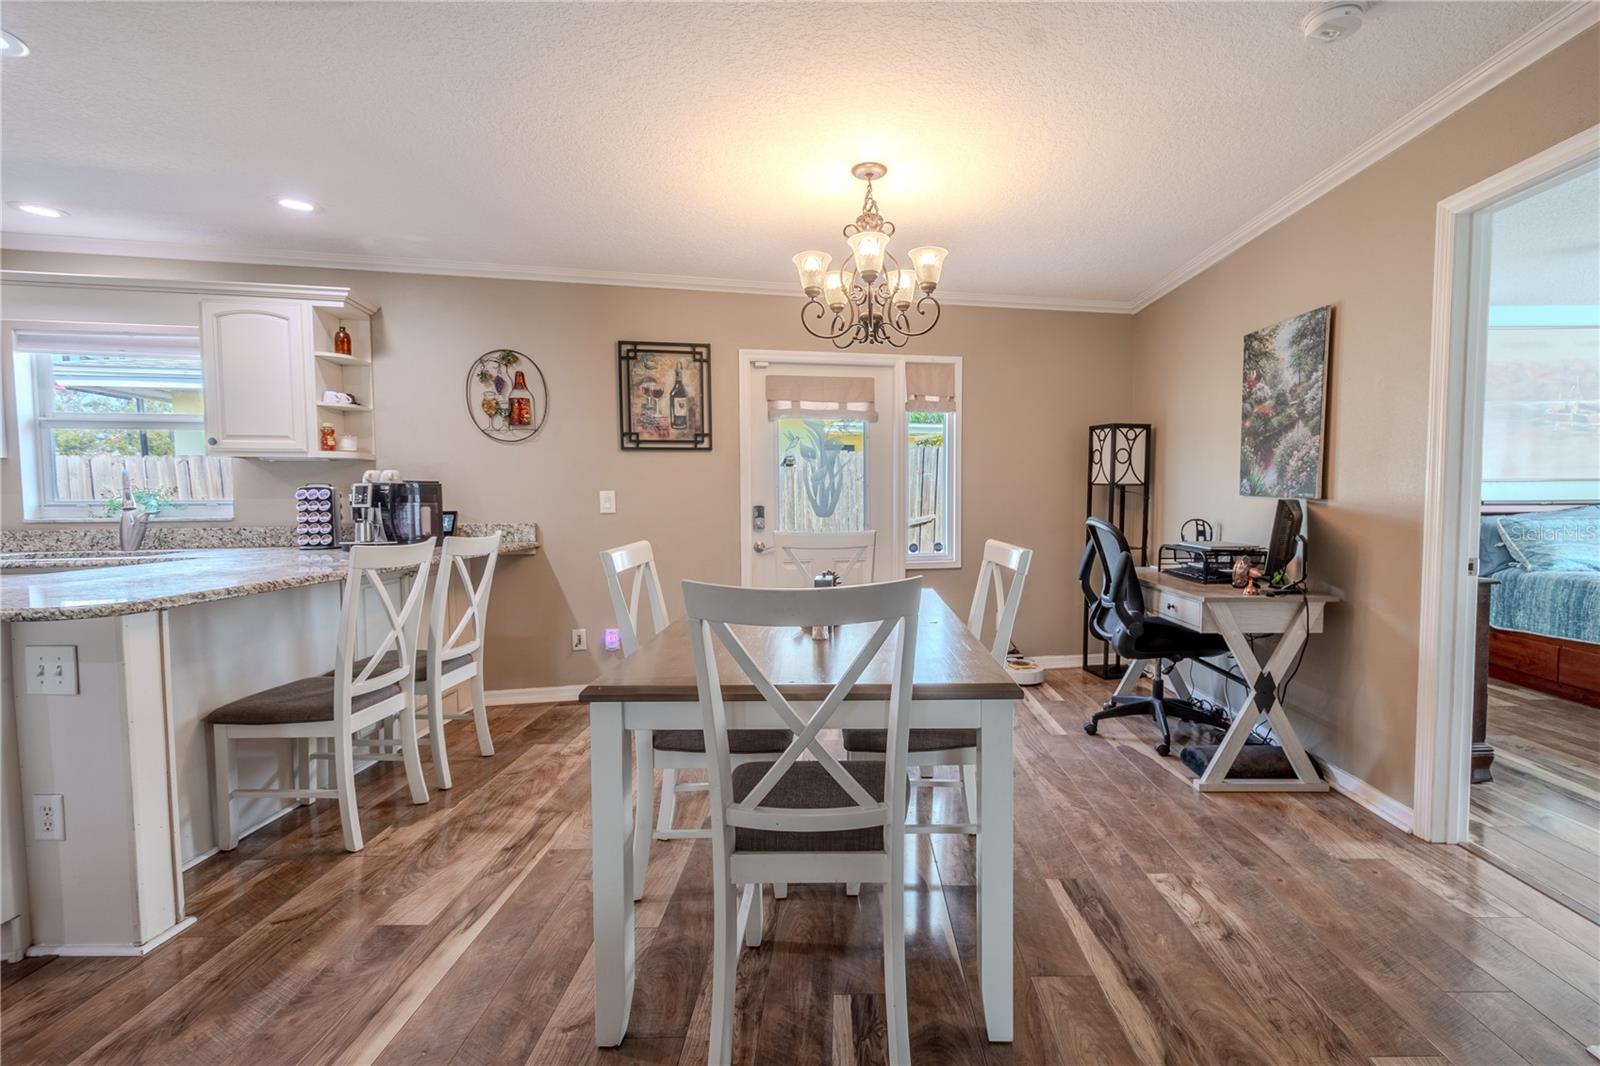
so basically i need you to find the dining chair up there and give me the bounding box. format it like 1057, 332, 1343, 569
685, 576, 922, 1066
208, 541, 434, 853
842, 539, 1031, 893
600, 541, 792, 904
772, 530, 876, 587
413, 531, 502, 789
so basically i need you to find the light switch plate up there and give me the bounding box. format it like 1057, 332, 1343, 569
25, 646, 78, 695
599, 490, 616, 514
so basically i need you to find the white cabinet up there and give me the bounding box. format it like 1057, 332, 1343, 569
199, 294, 378, 460
199, 298, 311, 455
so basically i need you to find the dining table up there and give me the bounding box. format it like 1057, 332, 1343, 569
578, 585, 1023, 1046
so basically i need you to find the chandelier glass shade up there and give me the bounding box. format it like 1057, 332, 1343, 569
792, 162, 946, 348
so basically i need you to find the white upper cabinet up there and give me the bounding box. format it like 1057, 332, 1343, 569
198, 291, 378, 460
199, 298, 312, 455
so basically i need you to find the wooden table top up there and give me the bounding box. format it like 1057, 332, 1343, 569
579, 587, 1022, 704
1137, 566, 1343, 603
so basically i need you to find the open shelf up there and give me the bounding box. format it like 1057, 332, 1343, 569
316, 402, 370, 412
314, 351, 370, 366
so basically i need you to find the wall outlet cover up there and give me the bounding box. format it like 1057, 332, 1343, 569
32, 794, 64, 841
571, 628, 588, 651
599, 490, 616, 514
603, 628, 622, 652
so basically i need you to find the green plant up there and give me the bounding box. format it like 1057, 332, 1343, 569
101, 486, 179, 519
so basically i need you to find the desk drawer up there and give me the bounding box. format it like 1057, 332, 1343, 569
1149, 588, 1203, 629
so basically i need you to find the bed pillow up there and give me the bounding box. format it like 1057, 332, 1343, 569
1496, 506, 1600, 572
1478, 517, 1517, 576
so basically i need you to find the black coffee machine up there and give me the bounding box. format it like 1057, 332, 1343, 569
349, 478, 444, 545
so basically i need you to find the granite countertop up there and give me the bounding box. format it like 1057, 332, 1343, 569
0, 523, 537, 622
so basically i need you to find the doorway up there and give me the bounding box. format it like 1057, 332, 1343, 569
1414, 125, 1600, 901
739, 352, 901, 587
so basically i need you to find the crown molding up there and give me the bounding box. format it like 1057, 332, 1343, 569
0, 268, 372, 309
1127, 0, 1600, 313
0, 232, 1134, 314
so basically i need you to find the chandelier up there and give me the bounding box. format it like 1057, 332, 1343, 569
791, 162, 947, 348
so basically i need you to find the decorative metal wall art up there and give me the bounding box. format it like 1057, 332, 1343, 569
465, 349, 547, 442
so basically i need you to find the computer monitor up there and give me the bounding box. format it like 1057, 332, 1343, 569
1265, 498, 1307, 586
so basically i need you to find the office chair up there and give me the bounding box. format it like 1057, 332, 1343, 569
1078, 517, 1232, 756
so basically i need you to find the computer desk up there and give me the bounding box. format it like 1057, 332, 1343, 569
1115, 566, 1341, 793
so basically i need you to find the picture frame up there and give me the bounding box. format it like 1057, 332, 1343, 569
618, 341, 712, 450
440, 510, 458, 535
1239, 305, 1333, 499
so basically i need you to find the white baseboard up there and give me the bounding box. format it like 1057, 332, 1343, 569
26, 916, 197, 958
1027, 653, 1106, 669
1317, 760, 1414, 834
487, 685, 585, 706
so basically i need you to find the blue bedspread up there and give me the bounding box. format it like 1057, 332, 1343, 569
1490, 566, 1600, 644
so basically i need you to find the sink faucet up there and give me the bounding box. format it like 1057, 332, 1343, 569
118, 467, 150, 551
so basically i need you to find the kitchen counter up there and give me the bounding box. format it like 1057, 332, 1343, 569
0, 523, 537, 622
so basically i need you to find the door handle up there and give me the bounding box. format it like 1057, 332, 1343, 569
753, 540, 769, 554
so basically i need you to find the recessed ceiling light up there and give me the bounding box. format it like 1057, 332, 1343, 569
276, 197, 318, 212
10, 202, 67, 219
0, 31, 29, 57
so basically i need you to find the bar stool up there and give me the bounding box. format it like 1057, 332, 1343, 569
600, 541, 792, 905
208, 542, 434, 853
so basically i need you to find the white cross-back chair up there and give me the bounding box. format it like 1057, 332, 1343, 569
208, 541, 434, 853
412, 532, 502, 789
685, 576, 922, 1066
842, 539, 1031, 893
601, 541, 792, 906
772, 531, 876, 587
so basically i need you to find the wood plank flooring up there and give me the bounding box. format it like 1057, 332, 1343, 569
3, 668, 1597, 1065
1472, 680, 1600, 924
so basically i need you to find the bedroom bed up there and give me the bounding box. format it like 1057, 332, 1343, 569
1480, 508, 1600, 708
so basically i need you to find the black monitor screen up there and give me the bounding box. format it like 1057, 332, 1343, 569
1266, 498, 1305, 582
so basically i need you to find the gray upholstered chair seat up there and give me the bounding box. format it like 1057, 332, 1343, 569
652, 729, 793, 754
328, 649, 474, 683
730, 761, 886, 852
840, 728, 978, 753
206, 676, 403, 725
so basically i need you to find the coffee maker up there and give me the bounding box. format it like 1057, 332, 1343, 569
348, 471, 444, 545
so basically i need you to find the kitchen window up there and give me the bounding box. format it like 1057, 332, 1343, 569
11, 324, 233, 521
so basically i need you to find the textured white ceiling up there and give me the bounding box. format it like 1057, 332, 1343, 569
1489, 162, 1600, 307
0, 1, 1574, 308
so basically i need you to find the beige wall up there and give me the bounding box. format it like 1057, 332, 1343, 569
1131, 29, 1600, 807
1, 250, 1134, 687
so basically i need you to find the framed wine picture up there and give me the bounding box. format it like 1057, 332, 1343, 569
617, 341, 712, 450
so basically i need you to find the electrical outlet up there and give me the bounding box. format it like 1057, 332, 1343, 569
598, 490, 616, 514
32, 794, 64, 841
603, 628, 622, 652
25, 646, 78, 695
571, 628, 588, 651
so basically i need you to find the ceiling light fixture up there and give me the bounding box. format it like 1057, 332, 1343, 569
276, 197, 318, 212
10, 202, 66, 218
791, 162, 947, 348
0, 31, 29, 57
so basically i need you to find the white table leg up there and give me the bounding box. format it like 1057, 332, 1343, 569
590, 702, 636, 1046
1196, 607, 1327, 793
1110, 658, 1146, 699
976, 698, 1014, 1042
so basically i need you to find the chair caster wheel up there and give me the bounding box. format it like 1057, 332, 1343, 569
1155, 743, 1170, 757
1084, 721, 1098, 736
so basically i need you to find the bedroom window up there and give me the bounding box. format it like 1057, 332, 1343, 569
1478, 160, 1600, 507
10, 325, 234, 521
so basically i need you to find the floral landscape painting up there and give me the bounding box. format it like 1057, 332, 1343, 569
1239, 305, 1332, 499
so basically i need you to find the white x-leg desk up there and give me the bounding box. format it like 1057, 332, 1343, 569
1117, 567, 1341, 793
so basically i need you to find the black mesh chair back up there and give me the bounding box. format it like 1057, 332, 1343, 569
1078, 517, 1145, 655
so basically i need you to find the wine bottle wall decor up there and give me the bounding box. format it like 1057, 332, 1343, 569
465, 349, 548, 443
617, 340, 712, 450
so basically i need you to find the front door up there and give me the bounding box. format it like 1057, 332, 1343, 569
742, 357, 900, 587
